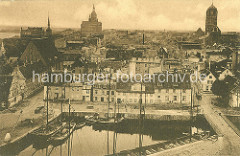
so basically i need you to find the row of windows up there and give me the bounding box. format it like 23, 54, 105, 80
158, 95, 186, 101
94, 84, 116, 89
117, 98, 154, 104
162, 89, 187, 93
95, 90, 114, 95
207, 80, 214, 84
95, 97, 114, 102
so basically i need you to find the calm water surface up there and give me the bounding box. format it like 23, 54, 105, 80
15, 117, 214, 156
0, 32, 19, 39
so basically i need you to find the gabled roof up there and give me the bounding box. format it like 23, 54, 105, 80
30, 39, 59, 64
200, 69, 218, 79
19, 62, 46, 79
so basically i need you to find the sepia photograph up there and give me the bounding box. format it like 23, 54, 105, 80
0, 0, 240, 155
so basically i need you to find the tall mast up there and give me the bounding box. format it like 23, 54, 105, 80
107, 71, 111, 120
139, 81, 143, 155
68, 86, 71, 156
46, 85, 49, 126
139, 31, 145, 155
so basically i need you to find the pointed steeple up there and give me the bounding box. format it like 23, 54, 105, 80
89, 4, 97, 22
48, 12, 50, 28
1, 41, 6, 56
46, 12, 52, 38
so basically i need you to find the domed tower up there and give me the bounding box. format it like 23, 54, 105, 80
89, 4, 98, 22
205, 3, 218, 34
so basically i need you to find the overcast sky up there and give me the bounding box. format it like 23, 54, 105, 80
0, 0, 239, 32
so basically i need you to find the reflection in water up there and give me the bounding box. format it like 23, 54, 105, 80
5, 116, 214, 156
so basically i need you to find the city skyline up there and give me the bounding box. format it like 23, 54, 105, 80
0, 0, 239, 32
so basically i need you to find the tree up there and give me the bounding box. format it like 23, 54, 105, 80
211, 80, 230, 107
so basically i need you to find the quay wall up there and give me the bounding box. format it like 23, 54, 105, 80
62, 111, 192, 121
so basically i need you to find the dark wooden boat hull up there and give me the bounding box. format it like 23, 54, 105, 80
49, 124, 76, 145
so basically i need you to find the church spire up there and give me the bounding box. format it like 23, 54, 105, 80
48, 12, 50, 28
46, 12, 52, 38
93, 4, 95, 11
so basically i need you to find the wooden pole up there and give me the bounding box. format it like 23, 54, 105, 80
46, 85, 49, 127
139, 82, 143, 155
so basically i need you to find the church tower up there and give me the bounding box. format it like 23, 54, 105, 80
45, 15, 52, 38
205, 3, 218, 34
81, 4, 102, 37
205, 2, 221, 45
89, 4, 98, 22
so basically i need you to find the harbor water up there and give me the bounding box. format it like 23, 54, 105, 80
2, 116, 215, 156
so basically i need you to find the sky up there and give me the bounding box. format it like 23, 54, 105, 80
0, 0, 239, 32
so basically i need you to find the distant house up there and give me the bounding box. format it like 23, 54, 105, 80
158, 47, 169, 58
44, 82, 92, 102
177, 41, 202, 50
20, 38, 59, 66
7, 67, 26, 107
195, 28, 204, 37
115, 82, 154, 104
206, 47, 233, 62
66, 40, 85, 49
20, 17, 52, 39
20, 27, 45, 39
93, 81, 115, 103
219, 69, 233, 81
200, 69, 217, 92
128, 57, 161, 76
0, 65, 33, 108
153, 74, 191, 105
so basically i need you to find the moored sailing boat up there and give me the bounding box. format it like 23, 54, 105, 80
96, 73, 124, 125
48, 123, 76, 145
29, 84, 64, 141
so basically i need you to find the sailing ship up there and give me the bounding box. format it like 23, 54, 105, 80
95, 73, 124, 125
29, 85, 64, 141
48, 123, 76, 145
85, 113, 99, 125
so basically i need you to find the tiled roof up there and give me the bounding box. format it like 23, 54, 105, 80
99, 60, 125, 71
19, 62, 46, 79
30, 38, 59, 64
